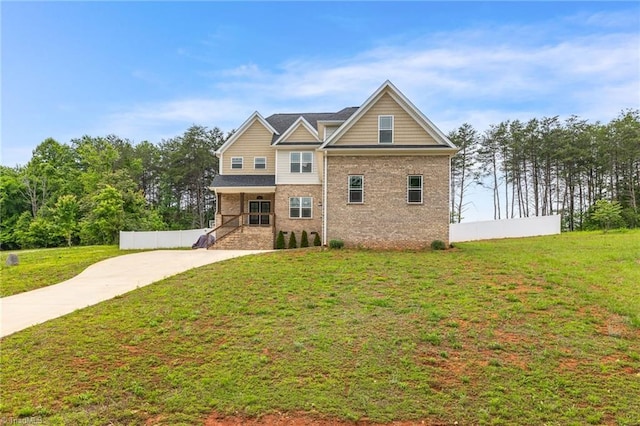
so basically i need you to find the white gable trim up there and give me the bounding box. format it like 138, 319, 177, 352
319, 80, 456, 149
273, 116, 320, 145
215, 111, 278, 155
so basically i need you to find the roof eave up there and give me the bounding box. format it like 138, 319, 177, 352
212, 186, 277, 194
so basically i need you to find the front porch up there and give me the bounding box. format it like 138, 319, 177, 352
208, 175, 277, 250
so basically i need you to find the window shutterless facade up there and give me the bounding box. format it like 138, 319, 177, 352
407, 175, 423, 203
290, 152, 313, 173
378, 115, 394, 144
348, 175, 364, 203
289, 197, 312, 218
231, 157, 243, 169
254, 157, 266, 169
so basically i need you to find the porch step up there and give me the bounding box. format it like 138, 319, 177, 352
209, 226, 274, 250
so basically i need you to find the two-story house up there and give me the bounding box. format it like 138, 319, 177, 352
209, 81, 458, 249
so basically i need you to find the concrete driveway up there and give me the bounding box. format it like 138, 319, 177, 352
0, 249, 269, 338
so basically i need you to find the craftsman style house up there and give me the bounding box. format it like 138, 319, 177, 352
209, 81, 458, 249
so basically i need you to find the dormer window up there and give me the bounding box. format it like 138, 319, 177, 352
378, 115, 394, 144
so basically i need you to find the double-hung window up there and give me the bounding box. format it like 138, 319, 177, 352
289, 197, 312, 218
348, 175, 364, 203
254, 157, 266, 169
290, 152, 313, 173
231, 157, 243, 169
407, 175, 423, 204
379, 115, 394, 144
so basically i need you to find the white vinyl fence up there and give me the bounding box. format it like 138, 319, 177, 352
119, 229, 207, 250
450, 215, 561, 243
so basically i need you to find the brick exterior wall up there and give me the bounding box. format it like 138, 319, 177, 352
325, 155, 451, 249
274, 184, 323, 241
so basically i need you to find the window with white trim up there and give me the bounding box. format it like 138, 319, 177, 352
231, 157, 243, 169
254, 157, 266, 169
290, 152, 313, 173
348, 175, 364, 203
379, 115, 394, 144
289, 197, 312, 218
407, 175, 423, 204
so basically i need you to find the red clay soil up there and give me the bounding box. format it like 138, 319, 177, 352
203, 411, 443, 426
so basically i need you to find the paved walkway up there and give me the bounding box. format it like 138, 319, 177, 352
0, 250, 269, 338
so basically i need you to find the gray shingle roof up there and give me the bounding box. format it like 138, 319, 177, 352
211, 175, 275, 187
265, 107, 359, 143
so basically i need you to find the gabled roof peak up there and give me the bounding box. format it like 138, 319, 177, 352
319, 80, 457, 150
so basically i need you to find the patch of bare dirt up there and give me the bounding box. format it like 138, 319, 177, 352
203, 411, 446, 425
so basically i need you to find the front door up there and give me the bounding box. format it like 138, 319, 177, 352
249, 201, 271, 225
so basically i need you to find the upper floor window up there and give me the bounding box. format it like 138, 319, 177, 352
407, 175, 423, 204
290, 152, 313, 173
379, 115, 394, 144
348, 175, 364, 203
289, 197, 313, 218
254, 157, 266, 169
231, 157, 243, 169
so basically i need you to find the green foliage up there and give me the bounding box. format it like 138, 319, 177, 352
460, 110, 640, 231
313, 232, 322, 247
275, 231, 285, 250
300, 230, 309, 248
80, 185, 124, 245
288, 231, 297, 249
431, 240, 446, 250
0, 127, 230, 249
0, 166, 29, 249
591, 199, 624, 232
53, 195, 80, 247
329, 239, 344, 249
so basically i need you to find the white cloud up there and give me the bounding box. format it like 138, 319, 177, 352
102, 11, 639, 145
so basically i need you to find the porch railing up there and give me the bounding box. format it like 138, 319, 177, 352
205, 214, 241, 246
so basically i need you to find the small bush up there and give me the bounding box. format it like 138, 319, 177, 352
288, 231, 297, 249
275, 231, 285, 249
431, 240, 446, 250
300, 230, 309, 248
329, 239, 344, 249
313, 232, 322, 247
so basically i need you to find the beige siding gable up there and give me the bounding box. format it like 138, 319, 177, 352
280, 122, 320, 143
333, 92, 439, 146
221, 120, 275, 175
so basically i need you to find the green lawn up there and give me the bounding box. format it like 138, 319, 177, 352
0, 246, 142, 297
1, 231, 639, 425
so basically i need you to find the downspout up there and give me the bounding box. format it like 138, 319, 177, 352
448, 154, 452, 244
323, 151, 328, 246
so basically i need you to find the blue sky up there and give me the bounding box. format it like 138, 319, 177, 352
2, 1, 639, 219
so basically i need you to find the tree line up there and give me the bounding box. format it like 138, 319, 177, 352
449, 110, 640, 231
1, 125, 227, 249
2, 110, 638, 249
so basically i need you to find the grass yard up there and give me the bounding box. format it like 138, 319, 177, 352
1, 231, 639, 425
0, 246, 142, 297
